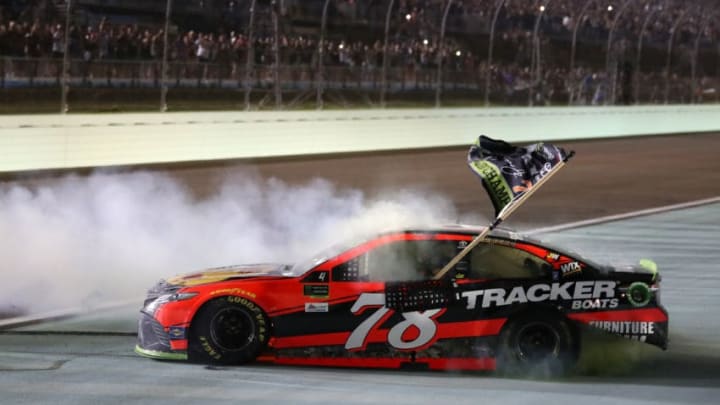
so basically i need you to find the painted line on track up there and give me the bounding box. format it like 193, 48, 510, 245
0, 299, 138, 331
527, 196, 720, 235
0, 330, 136, 336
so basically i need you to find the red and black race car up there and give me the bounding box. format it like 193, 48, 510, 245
136, 225, 668, 375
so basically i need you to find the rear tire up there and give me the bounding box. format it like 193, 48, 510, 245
189, 296, 269, 365
496, 312, 578, 377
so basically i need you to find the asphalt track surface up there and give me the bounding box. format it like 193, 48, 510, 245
2, 132, 720, 404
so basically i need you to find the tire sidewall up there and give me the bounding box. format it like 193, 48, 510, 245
496, 313, 578, 377
190, 296, 269, 365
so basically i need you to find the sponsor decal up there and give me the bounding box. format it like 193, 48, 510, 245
460, 281, 616, 309
571, 298, 619, 309
346, 293, 443, 351
471, 160, 512, 209
167, 326, 186, 340
199, 336, 222, 360
489, 238, 515, 247
303, 271, 330, 283
560, 261, 582, 277
227, 295, 257, 308
589, 321, 655, 342
545, 253, 584, 277
538, 162, 553, 180
209, 288, 257, 298
305, 302, 329, 313
304, 285, 330, 297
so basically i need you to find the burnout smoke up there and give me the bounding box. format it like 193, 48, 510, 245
0, 171, 456, 314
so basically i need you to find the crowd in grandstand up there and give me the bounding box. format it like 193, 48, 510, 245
0, 0, 716, 105
302, 0, 717, 43
2, 0, 716, 62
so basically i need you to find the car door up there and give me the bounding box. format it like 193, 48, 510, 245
326, 233, 467, 354
269, 236, 394, 352
273, 233, 470, 357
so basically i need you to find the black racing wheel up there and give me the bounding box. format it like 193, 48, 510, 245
496, 312, 579, 377
189, 296, 269, 365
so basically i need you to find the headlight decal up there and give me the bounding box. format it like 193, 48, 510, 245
143, 292, 199, 315
167, 326, 187, 340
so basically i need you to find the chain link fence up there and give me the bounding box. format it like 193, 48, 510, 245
0, 0, 718, 113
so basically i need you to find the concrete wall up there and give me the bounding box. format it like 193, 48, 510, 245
1, 105, 719, 173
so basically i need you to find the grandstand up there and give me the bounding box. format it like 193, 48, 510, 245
0, 0, 717, 112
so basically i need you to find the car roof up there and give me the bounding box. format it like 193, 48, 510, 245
391, 224, 525, 241
391, 225, 600, 265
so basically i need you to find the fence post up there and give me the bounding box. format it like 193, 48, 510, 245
691, 13, 714, 104
316, 0, 331, 110
0, 58, 5, 89
605, 0, 634, 105
485, 0, 507, 106
244, 0, 257, 111
528, 1, 550, 107
435, 0, 453, 108
569, 0, 597, 105
664, 9, 688, 104
380, 0, 395, 108
60, 0, 72, 114
634, 5, 660, 105
160, 0, 173, 112
272, 0, 282, 109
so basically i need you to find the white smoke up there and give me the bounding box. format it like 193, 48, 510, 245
0, 170, 457, 314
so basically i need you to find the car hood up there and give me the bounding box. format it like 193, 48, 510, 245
165, 264, 289, 287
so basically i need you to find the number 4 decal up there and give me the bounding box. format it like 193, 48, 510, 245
345, 293, 443, 351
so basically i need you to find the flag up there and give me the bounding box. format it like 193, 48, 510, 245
467, 135, 569, 217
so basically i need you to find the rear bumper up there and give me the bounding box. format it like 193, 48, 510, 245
136, 311, 188, 361
567, 306, 669, 350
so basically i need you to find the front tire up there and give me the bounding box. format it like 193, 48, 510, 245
496, 312, 578, 377
189, 296, 269, 365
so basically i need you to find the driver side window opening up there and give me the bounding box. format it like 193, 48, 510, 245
469, 242, 550, 280
330, 238, 550, 282
331, 239, 460, 282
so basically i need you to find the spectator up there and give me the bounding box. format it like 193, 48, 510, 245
0, 0, 717, 106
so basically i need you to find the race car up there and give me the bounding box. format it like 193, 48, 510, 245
136, 225, 668, 375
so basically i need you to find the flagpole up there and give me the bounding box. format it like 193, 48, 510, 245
433, 151, 575, 280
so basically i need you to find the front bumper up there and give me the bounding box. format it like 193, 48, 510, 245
135, 345, 188, 361
136, 311, 188, 361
